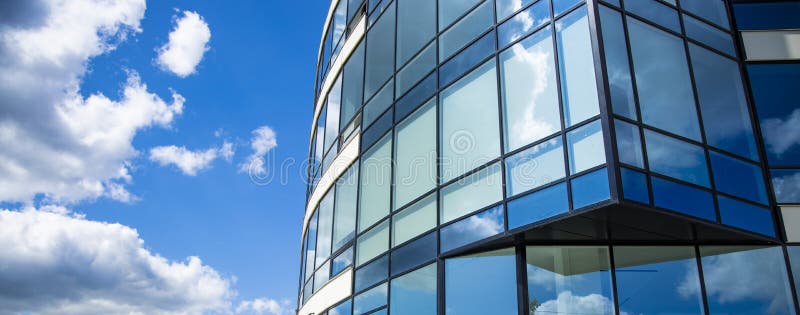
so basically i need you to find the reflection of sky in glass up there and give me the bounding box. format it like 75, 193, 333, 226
332, 246, 353, 276
600, 5, 635, 119
446, 248, 518, 315
329, 299, 352, 315
614, 246, 704, 315
441, 205, 504, 253
748, 63, 800, 165
390, 263, 437, 315
772, 170, 800, 203
498, 0, 550, 47
645, 130, 709, 187
354, 283, 387, 315
500, 26, 560, 152
699, 246, 795, 315
334, 164, 358, 251
557, 6, 600, 127
497, 0, 533, 21
505, 138, 564, 196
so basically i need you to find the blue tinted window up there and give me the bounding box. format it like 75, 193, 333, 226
681, 0, 729, 29
363, 79, 393, 127
615, 120, 644, 168
772, 169, 800, 204
364, 2, 395, 100
330, 299, 353, 315
626, 0, 680, 33
305, 211, 319, 280
332, 246, 354, 277
505, 137, 565, 197
645, 130, 710, 187
396, 0, 436, 67
690, 44, 758, 160
441, 205, 505, 253
621, 167, 649, 204
557, 6, 600, 126
342, 42, 365, 129
391, 232, 437, 276
572, 168, 610, 208
445, 249, 518, 315
718, 196, 775, 237
314, 261, 330, 292
526, 246, 615, 315
395, 74, 435, 123
438, 0, 482, 31
439, 31, 496, 88
734, 2, 800, 30
360, 109, 392, 153
700, 247, 795, 315
348, 0, 364, 22
614, 246, 703, 315
439, 0, 493, 60
652, 177, 715, 221
599, 5, 635, 119
497, 0, 550, 47
710, 152, 768, 205
390, 264, 437, 315
628, 19, 701, 141
497, 0, 534, 20
353, 283, 387, 315
567, 120, 605, 174
397, 43, 435, 96
788, 247, 800, 304
748, 64, 800, 165
355, 255, 388, 292
684, 15, 735, 57
507, 182, 568, 229
553, 0, 581, 16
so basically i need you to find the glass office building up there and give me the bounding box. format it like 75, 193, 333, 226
298, 0, 800, 314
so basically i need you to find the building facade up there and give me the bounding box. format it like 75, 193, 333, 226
299, 0, 800, 314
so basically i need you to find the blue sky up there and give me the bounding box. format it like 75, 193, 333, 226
0, 0, 329, 313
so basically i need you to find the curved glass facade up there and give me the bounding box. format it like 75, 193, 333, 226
300, 0, 800, 314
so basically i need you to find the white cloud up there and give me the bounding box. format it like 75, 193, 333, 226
149, 141, 235, 176
156, 10, 211, 77
0, 207, 235, 315
0, 0, 190, 204
534, 291, 620, 315
239, 126, 278, 176
235, 298, 289, 315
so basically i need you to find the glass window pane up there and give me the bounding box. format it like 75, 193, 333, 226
628, 19, 701, 141
393, 194, 436, 247
772, 170, 800, 204
396, 0, 435, 67
364, 2, 396, 100
526, 246, 614, 315
334, 164, 359, 251
357, 221, 389, 266
505, 137, 565, 197
718, 196, 775, 237
748, 64, 800, 165
397, 42, 436, 96
783, 206, 800, 242
553, 0, 581, 16
392, 232, 437, 275
690, 44, 758, 160
567, 120, 605, 174
330, 299, 352, 315
440, 61, 501, 181
710, 152, 768, 204
497, 0, 550, 47
353, 283, 387, 315
645, 130, 710, 187
500, 27, 560, 151
333, 0, 347, 49
332, 246, 354, 276
438, 0, 482, 31
508, 182, 568, 229
496, 0, 533, 21
571, 168, 610, 208
441, 205, 505, 253
363, 79, 393, 127
439, 31, 496, 88
391, 264, 437, 315
342, 42, 366, 129
326, 78, 342, 151
615, 120, 644, 168
621, 167, 649, 204
395, 75, 435, 121
700, 246, 795, 315
681, 0, 729, 29
684, 15, 735, 57
303, 280, 313, 303
557, 7, 600, 126
355, 255, 388, 292
651, 177, 715, 221
599, 5, 636, 119
614, 246, 703, 315
439, 0, 494, 60
441, 163, 503, 224
359, 135, 392, 231
733, 2, 800, 30
789, 246, 800, 306
625, 0, 680, 33
305, 211, 318, 280
445, 248, 518, 315
314, 261, 330, 292
394, 100, 436, 209
316, 191, 335, 267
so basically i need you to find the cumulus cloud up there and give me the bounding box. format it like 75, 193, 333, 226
239, 126, 278, 176
149, 141, 235, 176
0, 0, 190, 204
235, 298, 290, 315
156, 10, 211, 77
0, 207, 234, 315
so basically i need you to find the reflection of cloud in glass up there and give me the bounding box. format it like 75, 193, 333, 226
451, 207, 504, 239
762, 108, 800, 157
534, 291, 619, 315
393, 264, 437, 294
772, 171, 800, 203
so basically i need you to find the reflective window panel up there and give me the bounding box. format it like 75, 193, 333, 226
681, 0, 729, 29
330, 299, 352, 315
440, 163, 503, 224
505, 137, 565, 197
734, 2, 800, 30
497, 0, 550, 48
357, 220, 390, 266
445, 248, 518, 315
651, 177, 715, 221
709, 151, 768, 205
557, 6, 600, 127
334, 164, 359, 252
567, 120, 605, 175
390, 263, 437, 315
772, 170, 800, 204
392, 193, 437, 247
496, 0, 534, 21
625, 0, 680, 33
439, 0, 483, 31
718, 196, 775, 237
396, 0, 435, 67
332, 246, 354, 277
599, 5, 636, 119
355, 255, 388, 292
359, 135, 392, 231
645, 130, 710, 187
353, 283, 388, 315
439, 0, 493, 60
441, 205, 505, 253
507, 182, 568, 229
571, 168, 610, 209
621, 167, 649, 204
615, 119, 644, 168
316, 191, 335, 267
364, 2, 396, 100
391, 232, 437, 276
394, 99, 436, 209
783, 206, 800, 242
748, 63, 800, 165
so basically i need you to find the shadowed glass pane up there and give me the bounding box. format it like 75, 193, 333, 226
508, 182, 568, 229
397, 0, 435, 67
651, 177, 715, 221
599, 5, 636, 119
441, 205, 505, 252
718, 196, 775, 237
355, 255, 388, 292
682, 0, 729, 29
709, 152, 768, 204
364, 2, 395, 100
439, 0, 494, 60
